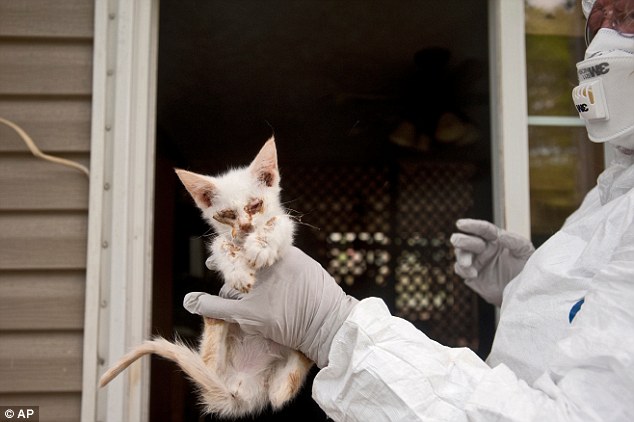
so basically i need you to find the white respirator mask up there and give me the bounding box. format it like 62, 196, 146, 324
572, 28, 634, 149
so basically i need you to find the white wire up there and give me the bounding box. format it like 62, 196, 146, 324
0, 116, 90, 178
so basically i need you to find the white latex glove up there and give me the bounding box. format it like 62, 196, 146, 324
183, 247, 359, 368
450, 218, 534, 306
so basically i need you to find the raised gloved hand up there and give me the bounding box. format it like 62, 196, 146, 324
450, 218, 534, 306
183, 247, 359, 368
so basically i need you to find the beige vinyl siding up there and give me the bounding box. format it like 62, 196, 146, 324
0, 1, 94, 421
0, 99, 91, 152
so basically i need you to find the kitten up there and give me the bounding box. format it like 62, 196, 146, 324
99, 137, 313, 418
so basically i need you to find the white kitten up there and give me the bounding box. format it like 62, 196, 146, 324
99, 137, 313, 418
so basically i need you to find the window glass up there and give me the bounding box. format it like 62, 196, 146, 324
525, 2, 604, 245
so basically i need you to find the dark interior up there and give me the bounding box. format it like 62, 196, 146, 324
152, 1, 493, 420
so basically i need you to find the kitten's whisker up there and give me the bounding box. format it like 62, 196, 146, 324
281, 195, 312, 207
196, 227, 216, 239
281, 198, 302, 206
347, 120, 361, 136
284, 206, 311, 217
289, 214, 321, 231
284, 206, 320, 230
216, 227, 232, 237
206, 233, 220, 242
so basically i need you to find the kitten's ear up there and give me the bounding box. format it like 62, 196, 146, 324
249, 136, 279, 187
174, 169, 216, 209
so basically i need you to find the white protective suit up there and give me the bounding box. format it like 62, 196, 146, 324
312, 150, 634, 421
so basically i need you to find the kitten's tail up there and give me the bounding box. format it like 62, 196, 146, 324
99, 337, 197, 386
98, 337, 252, 417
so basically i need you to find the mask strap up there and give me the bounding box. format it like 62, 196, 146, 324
585, 17, 592, 46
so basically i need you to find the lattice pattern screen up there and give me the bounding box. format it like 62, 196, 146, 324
394, 162, 478, 347
282, 161, 478, 348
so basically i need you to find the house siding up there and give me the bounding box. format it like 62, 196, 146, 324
0, 1, 94, 421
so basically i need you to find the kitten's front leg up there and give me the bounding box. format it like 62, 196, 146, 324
244, 216, 293, 269
224, 264, 255, 293
211, 238, 256, 293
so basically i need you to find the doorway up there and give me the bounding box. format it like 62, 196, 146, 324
152, 1, 492, 420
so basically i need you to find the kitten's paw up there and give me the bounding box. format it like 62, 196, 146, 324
244, 236, 278, 269
225, 268, 256, 293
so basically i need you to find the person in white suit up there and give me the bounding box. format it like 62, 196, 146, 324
185, 0, 634, 419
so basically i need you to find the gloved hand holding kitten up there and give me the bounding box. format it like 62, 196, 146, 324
184, 246, 359, 369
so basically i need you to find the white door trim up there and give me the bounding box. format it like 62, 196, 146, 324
81, 0, 160, 420
488, 0, 531, 237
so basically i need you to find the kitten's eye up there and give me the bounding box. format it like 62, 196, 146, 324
219, 210, 237, 219
213, 209, 237, 224
245, 198, 264, 215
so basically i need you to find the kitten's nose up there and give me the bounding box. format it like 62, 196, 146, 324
239, 222, 253, 234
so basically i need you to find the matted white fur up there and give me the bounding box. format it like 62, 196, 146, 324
99, 137, 313, 418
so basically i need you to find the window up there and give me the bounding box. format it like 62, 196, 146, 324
525, 1, 604, 245
282, 162, 482, 348
154, 1, 492, 420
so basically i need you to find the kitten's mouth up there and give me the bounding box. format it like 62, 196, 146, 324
232, 223, 253, 239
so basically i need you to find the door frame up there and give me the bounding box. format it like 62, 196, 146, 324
81, 0, 160, 420
81, 0, 530, 420
488, 0, 531, 236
